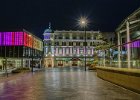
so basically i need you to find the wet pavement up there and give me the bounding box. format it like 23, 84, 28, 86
0, 67, 140, 100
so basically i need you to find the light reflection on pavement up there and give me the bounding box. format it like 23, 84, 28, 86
0, 67, 140, 100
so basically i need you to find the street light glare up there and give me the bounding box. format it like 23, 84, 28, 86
78, 16, 88, 28
82, 21, 85, 24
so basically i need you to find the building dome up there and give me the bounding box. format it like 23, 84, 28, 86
44, 28, 53, 33
44, 23, 53, 33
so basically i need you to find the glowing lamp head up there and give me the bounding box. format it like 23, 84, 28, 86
78, 16, 88, 28
81, 20, 85, 24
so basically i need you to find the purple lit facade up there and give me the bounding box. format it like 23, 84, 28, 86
125, 40, 140, 48
131, 40, 140, 48
0, 30, 43, 71
0, 31, 43, 51
44, 35, 51, 40
0, 32, 2, 45
14, 32, 23, 45
0, 32, 24, 46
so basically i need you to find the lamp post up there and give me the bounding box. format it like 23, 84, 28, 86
78, 17, 88, 71
5, 46, 8, 77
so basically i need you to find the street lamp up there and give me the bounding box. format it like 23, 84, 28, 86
29, 34, 34, 72
78, 17, 88, 71
4, 46, 8, 77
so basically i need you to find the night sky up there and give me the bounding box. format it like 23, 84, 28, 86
0, 0, 140, 38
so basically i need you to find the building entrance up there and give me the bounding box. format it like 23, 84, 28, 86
44, 58, 54, 68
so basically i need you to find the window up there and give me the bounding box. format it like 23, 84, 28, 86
73, 37, 76, 39
76, 42, 80, 46
90, 42, 92, 46
92, 37, 95, 40
54, 35, 58, 39
69, 42, 71, 46
69, 42, 73, 46
62, 42, 66, 46
80, 36, 83, 39
48, 42, 51, 46
55, 42, 59, 46
87, 37, 91, 39
83, 42, 87, 46
92, 42, 95, 46
66, 37, 69, 39
72, 42, 73, 46
59, 36, 62, 39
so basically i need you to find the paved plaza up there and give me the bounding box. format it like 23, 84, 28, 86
0, 67, 140, 100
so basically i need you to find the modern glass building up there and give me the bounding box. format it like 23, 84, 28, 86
43, 24, 115, 67
0, 29, 43, 72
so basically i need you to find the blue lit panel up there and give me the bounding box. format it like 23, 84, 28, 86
45, 47, 48, 54
44, 35, 51, 39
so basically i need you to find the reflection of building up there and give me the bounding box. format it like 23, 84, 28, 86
116, 7, 140, 68
0, 29, 43, 71
43, 24, 114, 67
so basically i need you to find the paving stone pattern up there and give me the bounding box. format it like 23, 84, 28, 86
0, 67, 140, 100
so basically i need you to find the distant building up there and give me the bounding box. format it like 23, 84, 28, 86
43, 24, 115, 67
0, 29, 43, 71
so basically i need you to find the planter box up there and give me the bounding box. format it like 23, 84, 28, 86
96, 67, 140, 93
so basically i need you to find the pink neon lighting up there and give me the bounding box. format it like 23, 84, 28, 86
14, 32, 23, 45
0, 31, 42, 50
0, 32, 2, 45
0, 32, 24, 46
4, 32, 12, 45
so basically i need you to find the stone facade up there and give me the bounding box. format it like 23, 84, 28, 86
43, 25, 114, 67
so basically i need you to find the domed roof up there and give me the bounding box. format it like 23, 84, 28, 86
44, 23, 53, 33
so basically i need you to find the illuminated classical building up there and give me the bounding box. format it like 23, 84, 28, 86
43, 24, 115, 67
0, 29, 43, 71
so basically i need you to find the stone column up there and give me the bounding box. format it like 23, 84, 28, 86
118, 32, 121, 68
126, 20, 131, 68
70, 47, 72, 56
52, 58, 54, 68
64, 47, 65, 56
77, 47, 79, 55
29, 60, 31, 68
55, 47, 57, 56
92, 48, 94, 55
39, 59, 42, 68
